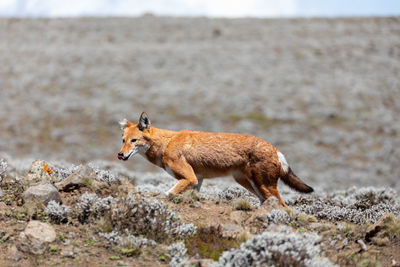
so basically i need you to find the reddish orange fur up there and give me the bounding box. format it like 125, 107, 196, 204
119, 113, 313, 206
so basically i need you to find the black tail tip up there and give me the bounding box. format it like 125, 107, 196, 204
305, 185, 314, 193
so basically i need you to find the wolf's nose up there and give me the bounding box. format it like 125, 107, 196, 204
117, 152, 124, 159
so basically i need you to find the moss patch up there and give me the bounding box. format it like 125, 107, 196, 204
184, 225, 246, 261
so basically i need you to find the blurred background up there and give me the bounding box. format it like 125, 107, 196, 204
0, 1, 399, 192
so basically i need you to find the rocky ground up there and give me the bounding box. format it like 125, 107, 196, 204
1, 16, 400, 266
0, 158, 399, 266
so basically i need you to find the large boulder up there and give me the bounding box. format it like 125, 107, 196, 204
22, 182, 61, 205
17, 220, 56, 255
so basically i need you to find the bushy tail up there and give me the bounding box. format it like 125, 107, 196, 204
281, 167, 313, 193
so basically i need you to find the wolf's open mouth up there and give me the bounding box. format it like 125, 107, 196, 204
118, 152, 132, 161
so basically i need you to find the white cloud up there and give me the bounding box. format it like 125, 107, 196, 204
0, 0, 299, 17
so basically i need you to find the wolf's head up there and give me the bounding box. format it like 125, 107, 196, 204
117, 112, 151, 161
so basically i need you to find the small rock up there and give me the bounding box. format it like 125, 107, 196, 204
22, 182, 61, 205
61, 246, 75, 258
7, 245, 22, 261
221, 224, 242, 238
68, 232, 76, 239
17, 220, 56, 255
357, 239, 368, 251
0, 188, 3, 198
27, 160, 58, 183
117, 261, 128, 266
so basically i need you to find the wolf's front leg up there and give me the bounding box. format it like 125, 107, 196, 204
166, 179, 197, 195
164, 159, 198, 195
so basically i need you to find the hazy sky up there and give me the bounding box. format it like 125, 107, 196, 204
0, 0, 399, 17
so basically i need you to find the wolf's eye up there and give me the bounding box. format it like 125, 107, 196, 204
131, 139, 137, 143
122, 139, 125, 143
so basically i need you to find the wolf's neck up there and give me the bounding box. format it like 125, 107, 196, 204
143, 127, 177, 167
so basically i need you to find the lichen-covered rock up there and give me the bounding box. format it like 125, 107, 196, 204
17, 220, 56, 255
55, 165, 97, 191
22, 182, 61, 205
27, 160, 58, 183
55, 165, 120, 191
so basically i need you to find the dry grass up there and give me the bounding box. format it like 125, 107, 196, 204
233, 198, 253, 211
382, 214, 400, 241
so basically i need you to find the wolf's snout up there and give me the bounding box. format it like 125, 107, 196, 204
117, 152, 124, 160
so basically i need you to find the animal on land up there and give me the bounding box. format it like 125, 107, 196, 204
118, 112, 313, 206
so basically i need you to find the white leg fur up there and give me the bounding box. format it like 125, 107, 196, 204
166, 186, 176, 195
164, 166, 177, 195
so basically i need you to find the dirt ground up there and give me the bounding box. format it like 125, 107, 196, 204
1, 184, 399, 267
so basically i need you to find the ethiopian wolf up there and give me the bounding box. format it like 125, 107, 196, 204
118, 112, 313, 206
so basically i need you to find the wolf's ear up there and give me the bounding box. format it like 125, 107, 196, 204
119, 118, 132, 130
138, 112, 151, 131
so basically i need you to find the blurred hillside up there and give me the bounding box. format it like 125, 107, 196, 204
0, 16, 399, 191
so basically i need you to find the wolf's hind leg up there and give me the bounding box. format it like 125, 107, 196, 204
233, 173, 257, 196
266, 185, 287, 207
